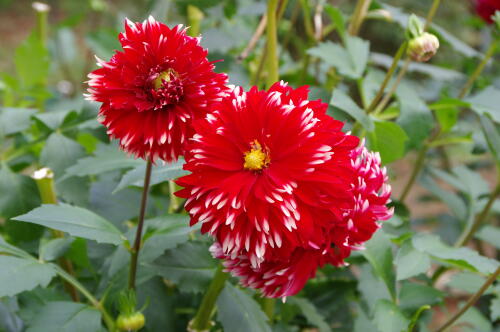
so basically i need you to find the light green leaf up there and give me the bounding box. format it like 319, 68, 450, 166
152, 242, 217, 293
26, 301, 101, 332
420, 173, 467, 221
370, 121, 408, 164
289, 297, 331, 332
330, 89, 374, 131
399, 282, 444, 311
448, 272, 492, 294
39, 237, 74, 262
114, 159, 188, 193
0, 235, 32, 259
0, 107, 37, 135
14, 33, 49, 87
217, 283, 271, 332
14, 204, 125, 245
395, 240, 430, 280
429, 98, 469, 132
456, 305, 492, 332
0, 256, 56, 297
362, 230, 396, 300
34, 110, 78, 131
63, 143, 142, 180
490, 297, 500, 321
357, 264, 391, 314
308, 36, 369, 79
412, 233, 499, 274
374, 299, 409, 332
476, 225, 500, 249
467, 86, 500, 123
324, 4, 345, 39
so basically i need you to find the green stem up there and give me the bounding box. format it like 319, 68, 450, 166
32, 2, 50, 46
190, 264, 229, 331
348, 0, 372, 36
128, 159, 153, 290
299, 0, 315, 41
366, 42, 407, 113
399, 143, 429, 203
55, 266, 116, 331
167, 180, 181, 213
373, 57, 410, 114
423, 0, 440, 31
435, 266, 500, 332
458, 40, 498, 99
266, 0, 279, 88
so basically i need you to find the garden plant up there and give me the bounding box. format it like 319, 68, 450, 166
0, 0, 500, 331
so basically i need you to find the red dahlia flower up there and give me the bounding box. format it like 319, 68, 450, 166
176, 82, 362, 268
475, 0, 500, 23
86, 17, 228, 161
212, 144, 393, 298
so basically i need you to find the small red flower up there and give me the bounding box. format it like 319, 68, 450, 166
475, 0, 500, 23
176, 82, 361, 267
86, 17, 228, 161
212, 144, 393, 298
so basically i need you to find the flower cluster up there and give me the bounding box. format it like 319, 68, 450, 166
176, 83, 393, 298
88, 17, 393, 299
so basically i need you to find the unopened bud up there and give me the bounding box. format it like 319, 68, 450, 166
117, 312, 145, 331
407, 32, 440, 62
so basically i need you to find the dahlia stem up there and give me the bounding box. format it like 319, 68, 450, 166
32, 168, 80, 302
366, 42, 407, 113
128, 159, 153, 290
373, 58, 411, 114
168, 180, 181, 213
32, 2, 50, 46
266, 0, 279, 88
435, 266, 500, 332
423, 0, 440, 31
399, 142, 428, 203
190, 264, 228, 331
458, 39, 498, 99
347, 0, 372, 36
299, 0, 315, 41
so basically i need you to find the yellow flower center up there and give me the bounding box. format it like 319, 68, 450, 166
153, 69, 175, 90
244, 140, 269, 171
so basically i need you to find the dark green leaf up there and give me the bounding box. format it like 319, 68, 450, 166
0, 256, 55, 297
330, 89, 374, 131
0, 108, 37, 135
26, 302, 101, 332
14, 204, 125, 245
288, 297, 331, 332
490, 296, 500, 321
217, 283, 271, 332
40, 133, 86, 176
113, 159, 188, 193
479, 114, 500, 165
39, 237, 74, 262
0, 165, 40, 219
373, 299, 409, 332
362, 230, 396, 300
324, 4, 345, 39
152, 242, 217, 293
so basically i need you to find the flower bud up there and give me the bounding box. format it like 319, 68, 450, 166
116, 312, 145, 331
407, 32, 440, 62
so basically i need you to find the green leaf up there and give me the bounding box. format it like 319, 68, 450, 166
0, 256, 56, 297
479, 114, 500, 165
399, 282, 444, 311
217, 283, 271, 332
420, 173, 467, 221
456, 305, 492, 332
0, 235, 32, 259
0, 165, 40, 219
476, 225, 500, 249
40, 133, 86, 176
152, 242, 217, 293
428, 133, 473, 147
490, 297, 500, 321
429, 98, 469, 133
63, 143, 142, 180
324, 4, 345, 39
114, 159, 188, 193
14, 33, 49, 87
373, 299, 409, 332
448, 272, 492, 294
0, 107, 37, 136
395, 240, 430, 280
308, 36, 369, 79
330, 89, 374, 131
369, 121, 408, 164
34, 110, 79, 131
412, 234, 499, 274
14, 204, 125, 245
357, 264, 391, 314
288, 297, 331, 332
39, 237, 74, 262
361, 230, 396, 300
467, 86, 500, 123
26, 302, 101, 332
